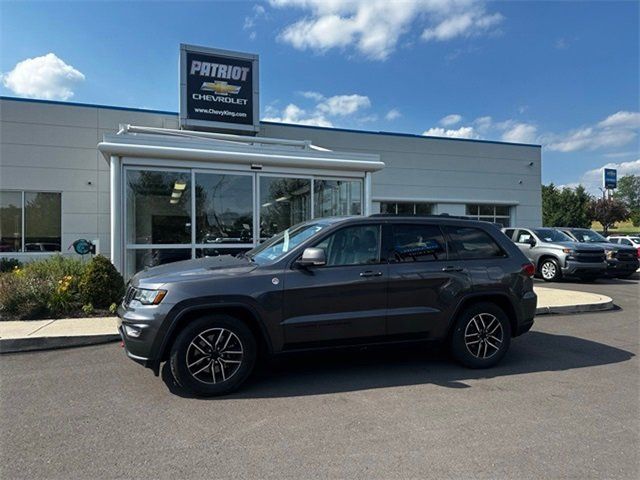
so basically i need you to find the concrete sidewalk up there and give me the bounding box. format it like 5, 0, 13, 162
0, 286, 614, 353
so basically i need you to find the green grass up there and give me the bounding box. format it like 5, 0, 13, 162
591, 220, 640, 235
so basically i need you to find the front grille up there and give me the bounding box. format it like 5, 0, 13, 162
616, 251, 637, 261
123, 286, 136, 307
575, 252, 605, 263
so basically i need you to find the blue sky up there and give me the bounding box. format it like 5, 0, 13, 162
1, 0, 638, 191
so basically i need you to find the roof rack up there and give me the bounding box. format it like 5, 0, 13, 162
369, 213, 471, 220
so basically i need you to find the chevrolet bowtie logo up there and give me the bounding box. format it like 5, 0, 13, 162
201, 81, 241, 95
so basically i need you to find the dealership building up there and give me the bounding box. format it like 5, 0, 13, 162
0, 48, 542, 278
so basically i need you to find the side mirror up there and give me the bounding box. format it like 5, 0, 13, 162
296, 247, 326, 267
527, 238, 536, 247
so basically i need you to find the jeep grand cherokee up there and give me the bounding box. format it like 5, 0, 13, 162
118, 215, 537, 396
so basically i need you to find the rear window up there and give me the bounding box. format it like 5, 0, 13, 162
443, 226, 505, 260
390, 224, 446, 262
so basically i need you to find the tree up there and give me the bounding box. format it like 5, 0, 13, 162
542, 183, 592, 227
613, 174, 640, 226
588, 198, 630, 235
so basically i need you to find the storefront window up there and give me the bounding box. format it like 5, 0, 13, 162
380, 202, 433, 215
260, 176, 311, 241
126, 170, 192, 244
0, 191, 61, 252
314, 179, 362, 218
195, 173, 253, 245
24, 192, 62, 252
466, 204, 512, 226
125, 248, 192, 280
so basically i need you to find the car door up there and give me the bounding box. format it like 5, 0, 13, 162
281, 223, 388, 345
514, 229, 536, 261
385, 222, 467, 337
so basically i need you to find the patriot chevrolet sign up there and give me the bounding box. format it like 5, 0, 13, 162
180, 44, 259, 133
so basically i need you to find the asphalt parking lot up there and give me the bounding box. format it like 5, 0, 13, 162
1, 275, 638, 479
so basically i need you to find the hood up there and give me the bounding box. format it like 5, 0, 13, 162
576, 241, 634, 252
132, 255, 257, 286
550, 241, 602, 251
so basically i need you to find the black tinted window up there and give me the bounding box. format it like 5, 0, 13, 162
503, 229, 515, 239
444, 226, 505, 259
391, 224, 446, 262
314, 225, 381, 266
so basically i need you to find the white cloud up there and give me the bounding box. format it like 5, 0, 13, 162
499, 121, 538, 144
572, 159, 640, 194
439, 113, 462, 126
262, 103, 333, 127
385, 108, 401, 121
422, 10, 503, 42
1, 53, 85, 100
269, 0, 504, 60
262, 91, 371, 127
317, 94, 370, 116
423, 126, 479, 139
545, 111, 640, 152
244, 4, 267, 39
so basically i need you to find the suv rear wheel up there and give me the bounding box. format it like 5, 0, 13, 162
450, 302, 511, 368
540, 258, 562, 282
170, 315, 256, 397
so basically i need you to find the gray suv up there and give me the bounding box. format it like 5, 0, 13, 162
118, 216, 537, 396
502, 227, 606, 282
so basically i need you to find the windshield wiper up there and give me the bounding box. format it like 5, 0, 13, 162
235, 252, 255, 262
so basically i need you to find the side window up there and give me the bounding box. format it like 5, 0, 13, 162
621, 239, 632, 246
390, 224, 446, 262
314, 224, 381, 266
444, 226, 505, 260
516, 230, 533, 244
503, 228, 515, 239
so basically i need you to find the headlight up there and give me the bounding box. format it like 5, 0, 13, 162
605, 250, 616, 260
562, 248, 574, 254
133, 288, 167, 305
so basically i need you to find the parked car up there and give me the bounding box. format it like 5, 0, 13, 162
607, 235, 640, 257
558, 228, 638, 278
502, 227, 607, 282
118, 215, 537, 396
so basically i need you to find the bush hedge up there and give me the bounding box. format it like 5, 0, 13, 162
0, 255, 124, 320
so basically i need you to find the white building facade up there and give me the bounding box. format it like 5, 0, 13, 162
0, 97, 542, 277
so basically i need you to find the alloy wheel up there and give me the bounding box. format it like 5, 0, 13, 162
185, 328, 244, 384
464, 313, 503, 359
541, 261, 556, 280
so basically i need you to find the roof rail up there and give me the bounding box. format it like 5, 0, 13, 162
369, 213, 471, 220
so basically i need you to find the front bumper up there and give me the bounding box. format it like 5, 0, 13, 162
117, 303, 169, 369
561, 260, 607, 277
604, 259, 639, 277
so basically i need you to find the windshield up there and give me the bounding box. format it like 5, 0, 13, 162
570, 229, 608, 243
246, 223, 328, 263
533, 229, 573, 243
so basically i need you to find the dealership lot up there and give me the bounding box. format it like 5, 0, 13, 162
1, 277, 638, 479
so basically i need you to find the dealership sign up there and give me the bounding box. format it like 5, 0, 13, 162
603, 168, 617, 189
180, 44, 259, 133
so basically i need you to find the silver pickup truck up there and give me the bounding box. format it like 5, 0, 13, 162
502, 227, 607, 282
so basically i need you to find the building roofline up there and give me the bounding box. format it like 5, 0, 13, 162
0, 95, 542, 148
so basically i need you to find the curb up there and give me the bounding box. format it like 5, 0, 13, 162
0, 334, 120, 354
535, 298, 615, 316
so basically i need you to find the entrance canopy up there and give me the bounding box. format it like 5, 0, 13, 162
98, 125, 384, 277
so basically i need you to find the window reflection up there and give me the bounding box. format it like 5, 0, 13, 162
260, 177, 311, 240
126, 170, 191, 244
0, 191, 22, 253
196, 173, 253, 245
314, 179, 362, 218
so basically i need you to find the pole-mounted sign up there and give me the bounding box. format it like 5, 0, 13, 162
180, 44, 259, 134
603, 168, 617, 189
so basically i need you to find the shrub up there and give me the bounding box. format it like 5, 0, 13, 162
78, 255, 124, 309
0, 258, 22, 273
82, 303, 94, 315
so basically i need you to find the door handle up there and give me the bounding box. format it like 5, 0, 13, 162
441, 265, 464, 272
360, 270, 383, 277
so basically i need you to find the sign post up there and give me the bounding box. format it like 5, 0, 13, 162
180, 44, 259, 134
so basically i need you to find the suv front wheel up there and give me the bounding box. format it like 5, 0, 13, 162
170, 315, 257, 397
450, 303, 511, 368
539, 258, 562, 282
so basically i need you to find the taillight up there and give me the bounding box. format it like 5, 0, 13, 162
522, 263, 535, 277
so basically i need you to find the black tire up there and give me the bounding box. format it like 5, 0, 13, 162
450, 302, 512, 369
170, 315, 256, 397
539, 258, 562, 282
